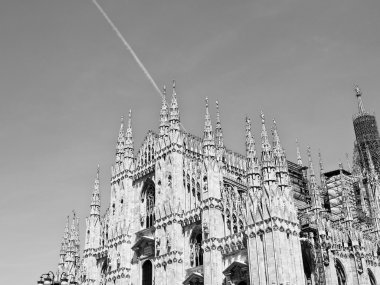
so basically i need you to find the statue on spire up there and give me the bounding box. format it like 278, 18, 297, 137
169, 80, 180, 132
296, 139, 303, 167
354, 84, 366, 114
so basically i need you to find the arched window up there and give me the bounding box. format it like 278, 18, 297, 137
335, 259, 346, 285
190, 227, 203, 267
142, 260, 153, 285
142, 179, 155, 228
369, 269, 377, 285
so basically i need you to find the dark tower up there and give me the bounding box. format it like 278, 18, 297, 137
352, 85, 380, 175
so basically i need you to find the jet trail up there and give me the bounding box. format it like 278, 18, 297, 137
91, 0, 187, 132
92, 0, 163, 99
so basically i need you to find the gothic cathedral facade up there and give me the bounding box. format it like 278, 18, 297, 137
57, 83, 380, 285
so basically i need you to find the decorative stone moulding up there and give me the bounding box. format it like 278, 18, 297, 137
245, 218, 299, 238
155, 213, 183, 229
111, 168, 133, 184
201, 197, 223, 211
216, 232, 247, 255
153, 250, 183, 267
180, 208, 202, 227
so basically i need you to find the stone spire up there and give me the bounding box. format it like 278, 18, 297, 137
203, 98, 215, 158
58, 216, 70, 269
115, 116, 125, 163
124, 110, 134, 160
63, 215, 70, 242
296, 139, 303, 167
246, 117, 261, 191
307, 146, 321, 210
272, 119, 289, 190
246, 117, 256, 162
260, 112, 271, 156
90, 165, 101, 216
159, 85, 169, 137
260, 112, 276, 187
272, 119, 281, 150
354, 84, 366, 114
74, 215, 80, 266
65, 212, 76, 268
215, 100, 224, 154
318, 150, 326, 187
169, 80, 180, 132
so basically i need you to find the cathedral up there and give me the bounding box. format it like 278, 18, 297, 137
54, 83, 380, 285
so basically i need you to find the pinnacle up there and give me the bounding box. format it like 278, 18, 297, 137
296, 139, 303, 167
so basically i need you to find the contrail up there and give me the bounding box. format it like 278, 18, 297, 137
92, 0, 163, 99
91, 0, 187, 132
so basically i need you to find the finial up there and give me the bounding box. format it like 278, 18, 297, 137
246, 116, 256, 156
261, 111, 265, 124
203, 96, 215, 156
128, 109, 132, 128
260, 111, 272, 160
215, 100, 224, 152
246, 116, 252, 143
272, 118, 282, 152
354, 84, 362, 96
307, 146, 315, 177
246, 116, 251, 128
116, 115, 125, 162
163, 84, 166, 95
172, 80, 176, 95
204, 97, 211, 123
96, 164, 100, 180
216, 100, 220, 121
318, 150, 326, 185
296, 139, 303, 167
318, 150, 324, 172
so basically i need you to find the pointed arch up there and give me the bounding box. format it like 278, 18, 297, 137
141, 178, 155, 228
335, 258, 346, 285
369, 268, 377, 285
190, 226, 203, 267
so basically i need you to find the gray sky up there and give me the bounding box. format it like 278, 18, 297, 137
0, 0, 379, 283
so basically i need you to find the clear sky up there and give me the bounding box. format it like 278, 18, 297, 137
0, 0, 379, 284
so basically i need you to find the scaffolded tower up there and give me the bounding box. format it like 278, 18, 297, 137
352, 85, 380, 176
